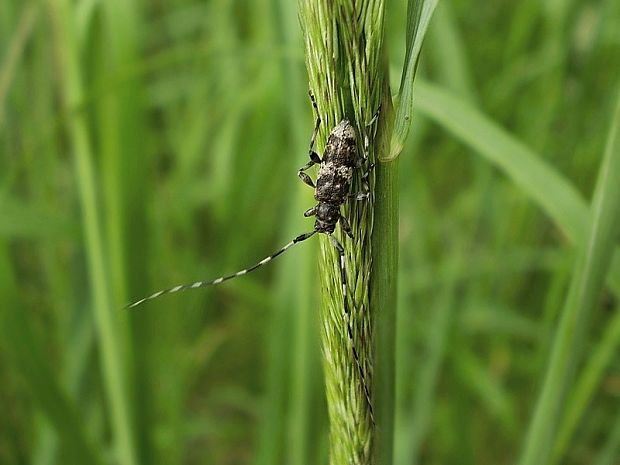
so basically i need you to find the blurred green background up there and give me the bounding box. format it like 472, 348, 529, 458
1, 1, 620, 464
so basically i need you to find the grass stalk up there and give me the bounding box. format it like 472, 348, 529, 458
518, 88, 620, 465
46, 2, 137, 465
299, 1, 436, 462
299, 1, 388, 463
371, 155, 398, 465
279, 1, 322, 463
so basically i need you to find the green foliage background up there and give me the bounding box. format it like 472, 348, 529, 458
1, 1, 619, 465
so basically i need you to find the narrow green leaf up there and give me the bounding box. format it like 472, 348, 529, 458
46, 2, 138, 465
387, 0, 438, 161
415, 80, 620, 464
255, 3, 323, 464
518, 88, 620, 465
550, 90, 620, 463
371, 156, 398, 465
415, 80, 620, 296
551, 300, 620, 464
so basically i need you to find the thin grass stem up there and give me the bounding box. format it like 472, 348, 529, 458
47, 2, 138, 465
300, 1, 388, 463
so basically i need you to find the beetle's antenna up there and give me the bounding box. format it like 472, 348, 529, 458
125, 231, 317, 309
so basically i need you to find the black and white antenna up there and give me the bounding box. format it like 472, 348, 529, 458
125, 231, 316, 309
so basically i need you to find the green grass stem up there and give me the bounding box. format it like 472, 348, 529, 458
388, 0, 438, 160
518, 87, 620, 465
371, 156, 398, 465
300, 1, 387, 463
47, 2, 138, 465
300, 2, 435, 463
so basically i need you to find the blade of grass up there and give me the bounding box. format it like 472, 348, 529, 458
388, 0, 438, 160
98, 0, 147, 300
551, 299, 620, 463
46, 2, 138, 465
372, 152, 398, 465
95, 1, 147, 460
414, 80, 620, 296
278, 1, 323, 463
550, 89, 620, 463
518, 88, 620, 465
374, 1, 438, 462
255, 2, 323, 464
415, 78, 620, 464
416, 82, 620, 462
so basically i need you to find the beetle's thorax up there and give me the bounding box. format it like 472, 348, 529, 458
314, 202, 340, 233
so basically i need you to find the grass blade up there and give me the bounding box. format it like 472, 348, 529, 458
551, 299, 620, 463
388, 0, 438, 160
518, 88, 620, 465
415, 80, 620, 296
371, 152, 398, 465
550, 93, 620, 465
415, 78, 620, 465
46, 2, 138, 465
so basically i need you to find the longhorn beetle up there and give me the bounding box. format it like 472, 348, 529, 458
127, 92, 378, 424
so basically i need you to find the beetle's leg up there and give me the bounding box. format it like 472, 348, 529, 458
339, 215, 354, 239
304, 205, 318, 217
298, 92, 323, 188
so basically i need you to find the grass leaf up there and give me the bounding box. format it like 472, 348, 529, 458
415, 80, 620, 295
47, 2, 138, 464
387, 0, 438, 160
519, 88, 620, 465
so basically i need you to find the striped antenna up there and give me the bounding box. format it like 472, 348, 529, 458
126, 230, 317, 309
